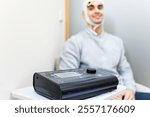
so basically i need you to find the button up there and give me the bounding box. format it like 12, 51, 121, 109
86, 68, 96, 74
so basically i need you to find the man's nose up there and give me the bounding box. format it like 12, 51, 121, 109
94, 7, 100, 13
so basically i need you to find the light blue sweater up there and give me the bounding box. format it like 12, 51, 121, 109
59, 28, 136, 91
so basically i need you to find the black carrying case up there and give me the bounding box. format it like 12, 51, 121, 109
33, 68, 118, 100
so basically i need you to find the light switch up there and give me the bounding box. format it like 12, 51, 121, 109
58, 10, 63, 23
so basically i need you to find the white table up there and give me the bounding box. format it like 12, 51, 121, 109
11, 85, 126, 100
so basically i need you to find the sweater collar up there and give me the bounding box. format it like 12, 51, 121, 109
86, 27, 105, 38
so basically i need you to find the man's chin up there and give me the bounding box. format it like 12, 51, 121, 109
92, 20, 103, 24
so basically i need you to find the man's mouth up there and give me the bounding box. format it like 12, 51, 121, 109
93, 15, 102, 19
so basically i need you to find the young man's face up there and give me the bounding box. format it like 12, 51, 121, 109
87, 1, 104, 24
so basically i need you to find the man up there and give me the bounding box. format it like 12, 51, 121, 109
59, 0, 136, 100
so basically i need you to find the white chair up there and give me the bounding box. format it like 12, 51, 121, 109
136, 83, 150, 92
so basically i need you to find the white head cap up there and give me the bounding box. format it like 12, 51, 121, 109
82, 0, 104, 30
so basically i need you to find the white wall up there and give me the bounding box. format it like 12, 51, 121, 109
70, 0, 150, 87
0, 0, 65, 99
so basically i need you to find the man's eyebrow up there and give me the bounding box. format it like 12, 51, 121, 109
88, 3, 103, 7
98, 3, 103, 6
87, 4, 94, 7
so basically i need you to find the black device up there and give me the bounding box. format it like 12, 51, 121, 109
33, 68, 118, 100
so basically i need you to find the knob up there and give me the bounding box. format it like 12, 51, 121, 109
86, 68, 96, 74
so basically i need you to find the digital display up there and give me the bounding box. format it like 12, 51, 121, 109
54, 72, 81, 78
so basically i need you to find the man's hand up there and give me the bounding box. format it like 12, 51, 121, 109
122, 89, 135, 100
111, 89, 135, 100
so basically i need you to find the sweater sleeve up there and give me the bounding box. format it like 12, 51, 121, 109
59, 36, 81, 70
117, 40, 136, 92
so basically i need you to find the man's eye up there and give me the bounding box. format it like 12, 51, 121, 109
87, 5, 94, 10
98, 5, 103, 10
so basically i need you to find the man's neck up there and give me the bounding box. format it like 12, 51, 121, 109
88, 24, 103, 35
